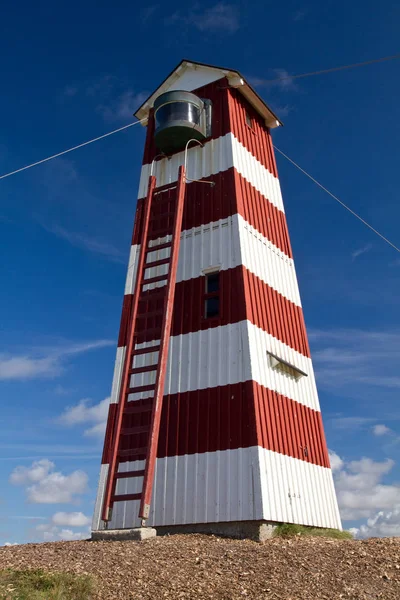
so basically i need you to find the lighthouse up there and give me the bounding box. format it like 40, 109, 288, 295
92, 60, 341, 541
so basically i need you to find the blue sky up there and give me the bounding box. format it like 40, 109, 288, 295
1, 0, 400, 543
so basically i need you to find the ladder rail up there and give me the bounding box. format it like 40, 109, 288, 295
101, 175, 156, 522
138, 165, 186, 521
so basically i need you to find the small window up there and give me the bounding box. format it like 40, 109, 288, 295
245, 111, 253, 129
206, 272, 219, 293
204, 271, 220, 319
267, 351, 307, 380
205, 296, 219, 318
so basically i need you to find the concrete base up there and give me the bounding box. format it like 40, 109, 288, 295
91, 527, 157, 542
156, 520, 276, 542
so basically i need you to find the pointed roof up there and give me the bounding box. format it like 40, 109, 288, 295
134, 59, 282, 128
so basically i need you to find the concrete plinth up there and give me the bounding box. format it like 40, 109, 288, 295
91, 527, 157, 542
156, 520, 276, 542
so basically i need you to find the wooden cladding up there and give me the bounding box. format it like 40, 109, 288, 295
133, 168, 291, 257
131, 265, 310, 357
109, 381, 328, 468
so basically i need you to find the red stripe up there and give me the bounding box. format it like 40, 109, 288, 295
133, 168, 292, 258
132, 265, 310, 357
115, 381, 329, 468
117, 294, 133, 347
143, 78, 278, 178
227, 87, 278, 177
101, 403, 118, 464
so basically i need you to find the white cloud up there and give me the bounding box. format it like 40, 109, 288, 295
328, 450, 343, 472
269, 69, 297, 91
44, 223, 125, 263
52, 512, 91, 527
373, 424, 392, 436
9, 460, 54, 485
54, 384, 72, 396
35, 523, 89, 542
63, 72, 147, 124
352, 509, 400, 538
332, 451, 400, 521
59, 528, 89, 541
140, 5, 158, 24
85, 74, 117, 98
58, 397, 109, 437
249, 69, 298, 91
28, 471, 88, 504
36, 523, 51, 532
97, 90, 148, 122
3, 542, 19, 546
59, 397, 109, 426
8, 516, 46, 520
63, 85, 78, 97
166, 3, 239, 34
309, 328, 400, 394
292, 8, 307, 21
10, 460, 88, 504
194, 2, 239, 32
270, 104, 293, 118
330, 416, 376, 431
84, 422, 107, 437
352, 243, 372, 261
41, 157, 78, 188
0, 355, 60, 380
0, 339, 114, 381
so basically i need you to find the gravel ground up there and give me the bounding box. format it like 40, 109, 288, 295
1, 534, 400, 599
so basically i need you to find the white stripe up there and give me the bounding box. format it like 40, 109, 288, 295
138, 133, 285, 213
92, 447, 341, 531
127, 321, 319, 410
92, 463, 109, 531
248, 322, 319, 411
124, 215, 300, 306
258, 447, 341, 529
237, 216, 301, 306
110, 346, 125, 404
124, 244, 140, 295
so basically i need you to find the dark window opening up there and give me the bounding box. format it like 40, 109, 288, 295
206, 272, 219, 293
205, 296, 220, 318
245, 111, 253, 129
204, 271, 220, 319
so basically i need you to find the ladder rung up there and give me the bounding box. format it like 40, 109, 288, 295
146, 241, 172, 252
139, 290, 166, 302
118, 447, 148, 458
127, 384, 155, 394
137, 326, 161, 338
112, 493, 142, 502
129, 364, 158, 375
135, 310, 164, 321
150, 211, 175, 222
124, 403, 153, 415
132, 345, 160, 356
150, 228, 173, 238
142, 274, 168, 285
116, 470, 145, 479
145, 257, 170, 269
121, 425, 150, 436
154, 182, 178, 193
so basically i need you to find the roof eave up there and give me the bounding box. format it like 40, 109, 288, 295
133, 59, 283, 129
237, 81, 282, 128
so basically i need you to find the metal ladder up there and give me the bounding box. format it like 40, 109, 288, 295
101, 165, 186, 525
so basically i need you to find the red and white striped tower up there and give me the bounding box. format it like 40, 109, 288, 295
92, 60, 341, 539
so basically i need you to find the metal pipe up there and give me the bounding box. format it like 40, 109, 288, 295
184, 139, 215, 186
